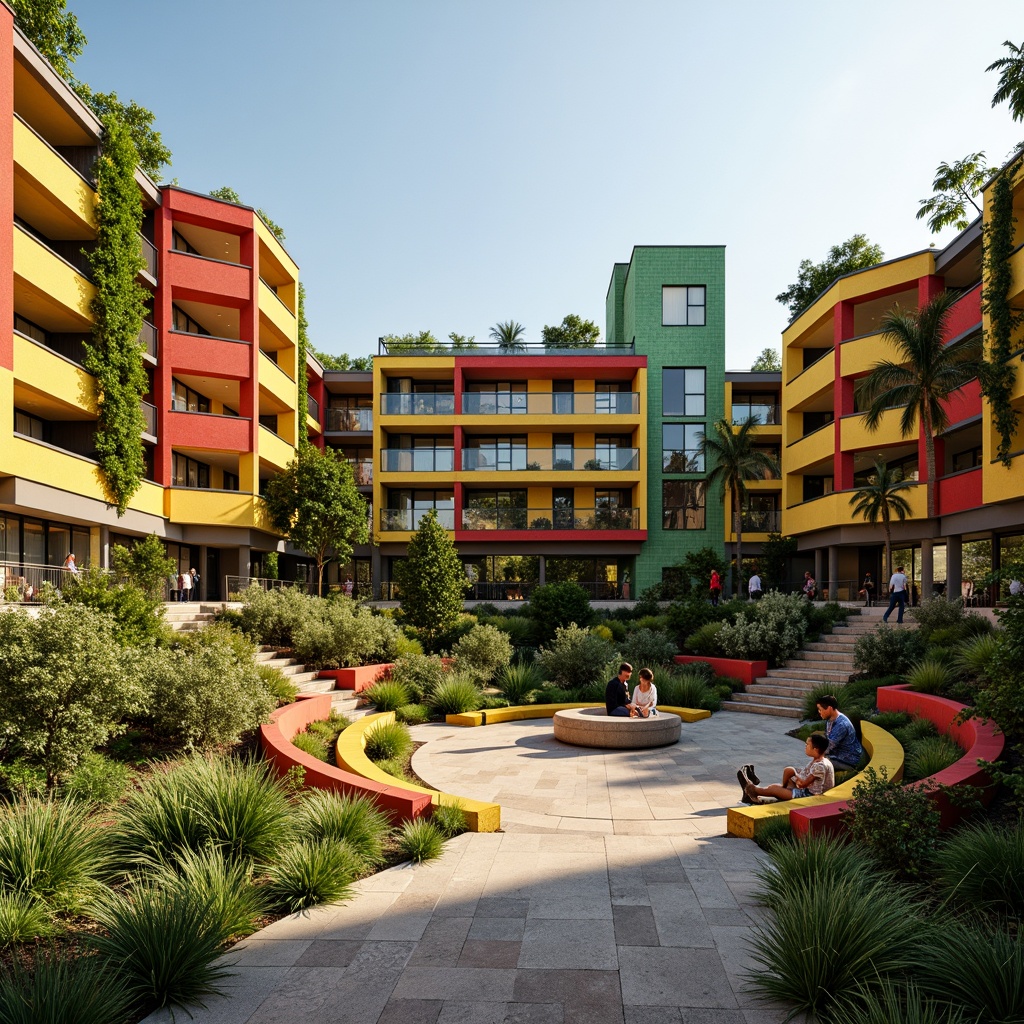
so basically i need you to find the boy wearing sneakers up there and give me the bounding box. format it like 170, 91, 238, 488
737, 733, 834, 804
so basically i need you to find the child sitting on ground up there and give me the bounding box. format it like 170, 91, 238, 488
738, 733, 834, 804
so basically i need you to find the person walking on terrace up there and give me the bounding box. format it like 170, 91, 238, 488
860, 571, 875, 607
816, 694, 863, 771
748, 570, 762, 601
882, 565, 909, 623
739, 733, 834, 804
605, 662, 634, 717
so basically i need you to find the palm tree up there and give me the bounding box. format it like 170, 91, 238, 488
489, 321, 526, 353
988, 40, 1024, 122
698, 417, 780, 596
856, 290, 982, 520
848, 460, 914, 578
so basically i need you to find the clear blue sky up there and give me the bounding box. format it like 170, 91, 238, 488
72, 1, 1022, 369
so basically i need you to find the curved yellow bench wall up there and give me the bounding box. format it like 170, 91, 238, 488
335, 712, 501, 832
447, 702, 712, 726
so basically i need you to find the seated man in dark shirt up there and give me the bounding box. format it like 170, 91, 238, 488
605, 662, 634, 717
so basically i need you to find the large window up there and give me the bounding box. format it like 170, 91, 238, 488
663, 368, 705, 417
663, 424, 704, 472
663, 481, 706, 530
171, 378, 210, 413
662, 286, 706, 326
383, 490, 454, 530
172, 304, 211, 336
172, 453, 210, 489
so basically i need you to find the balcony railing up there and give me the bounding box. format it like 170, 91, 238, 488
380, 393, 455, 415
380, 448, 455, 472
381, 579, 631, 601
1, 560, 84, 602
380, 508, 456, 531
306, 394, 320, 422
731, 403, 780, 425
139, 235, 157, 279
378, 338, 636, 356
461, 392, 640, 415
460, 507, 640, 531
140, 400, 158, 438
461, 448, 640, 472
740, 509, 781, 533
349, 459, 373, 485
139, 320, 157, 360
326, 408, 373, 431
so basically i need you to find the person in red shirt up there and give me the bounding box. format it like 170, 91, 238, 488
710, 569, 722, 607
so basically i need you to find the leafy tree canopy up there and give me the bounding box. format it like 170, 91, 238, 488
208, 185, 242, 203
74, 85, 171, 180
776, 235, 884, 318
309, 346, 372, 371
989, 39, 1024, 122
383, 331, 440, 353
541, 314, 600, 349
110, 533, 176, 601
916, 153, 987, 234
261, 444, 368, 596
208, 186, 285, 242
9, 0, 84, 79
448, 332, 477, 350
750, 347, 781, 372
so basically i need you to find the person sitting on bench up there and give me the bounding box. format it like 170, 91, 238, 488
738, 733, 834, 804
605, 662, 634, 717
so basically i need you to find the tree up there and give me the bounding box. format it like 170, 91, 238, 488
698, 417, 780, 596
208, 187, 285, 242
447, 332, 477, 350
526, 581, 594, 643
856, 290, 983, 520
750, 347, 781, 372
261, 444, 368, 596
309, 345, 372, 371
73, 86, 171, 181
9, 0, 85, 80
541, 314, 600, 349
848, 460, 914, 578
916, 153, 988, 234
759, 532, 797, 592
256, 209, 285, 241
110, 533, 176, 600
208, 186, 242, 203
393, 510, 468, 645
382, 331, 440, 353
489, 321, 526, 353
988, 40, 1024, 122
776, 235, 884, 318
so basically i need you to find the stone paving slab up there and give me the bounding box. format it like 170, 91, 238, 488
142, 713, 802, 1024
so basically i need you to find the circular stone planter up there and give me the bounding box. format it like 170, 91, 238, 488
552, 707, 681, 749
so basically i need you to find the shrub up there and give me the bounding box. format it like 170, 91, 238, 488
0, 951, 130, 1024
61, 566, 172, 647
0, 760, 47, 800
592, 623, 613, 642
801, 682, 850, 721
535, 685, 578, 704
92, 881, 235, 1013
496, 661, 544, 704
363, 720, 414, 763
234, 584, 314, 646
255, 663, 299, 704
845, 767, 940, 880
905, 736, 962, 781
0, 605, 146, 785
393, 630, 425, 659
388, 654, 447, 700
955, 632, 1000, 680
751, 816, 795, 853
933, 820, 1024, 920
666, 596, 729, 647
536, 624, 618, 691
432, 800, 469, 838
292, 598, 402, 669
452, 624, 514, 684
362, 680, 412, 712
683, 620, 725, 656
396, 703, 430, 725
525, 582, 594, 641
716, 592, 808, 667
471, 602, 501, 618
756, 833, 881, 910
658, 671, 719, 712
263, 840, 360, 913
601, 617, 629, 643
426, 675, 483, 716
619, 627, 678, 668
0, 890, 51, 946
61, 752, 132, 805
803, 600, 849, 637
291, 731, 330, 762
854, 626, 927, 678
910, 596, 964, 638
892, 717, 938, 748
292, 791, 391, 866
145, 625, 276, 750
906, 659, 954, 694
397, 818, 445, 862
867, 711, 911, 732
0, 799, 106, 913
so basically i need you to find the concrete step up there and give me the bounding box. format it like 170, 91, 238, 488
730, 691, 804, 709
288, 670, 322, 685
295, 677, 337, 695
722, 700, 802, 719
764, 667, 853, 683
743, 683, 814, 700
801, 641, 858, 654
794, 649, 857, 663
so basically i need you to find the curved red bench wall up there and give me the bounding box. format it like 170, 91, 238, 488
674, 655, 768, 687
259, 693, 432, 822
790, 684, 1004, 838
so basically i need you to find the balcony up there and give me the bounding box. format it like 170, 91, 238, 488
739, 509, 781, 533
460, 507, 640, 531
461, 448, 640, 472
380, 508, 455, 531
138, 320, 157, 361
381, 448, 455, 472
14, 224, 95, 321
731, 403, 780, 425
327, 408, 373, 431
346, 459, 372, 485
461, 392, 640, 415
306, 393, 320, 423
140, 400, 157, 439
139, 235, 157, 280
380, 394, 455, 416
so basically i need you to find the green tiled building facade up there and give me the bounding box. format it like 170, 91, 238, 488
606, 247, 727, 592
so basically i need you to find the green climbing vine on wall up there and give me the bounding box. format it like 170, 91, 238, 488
981, 158, 1023, 466
84, 112, 149, 515
297, 282, 310, 434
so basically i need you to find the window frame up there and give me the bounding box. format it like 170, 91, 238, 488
662, 367, 706, 417
662, 423, 705, 472
662, 285, 707, 327
662, 480, 706, 531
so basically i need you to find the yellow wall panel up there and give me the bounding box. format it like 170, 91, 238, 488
13, 117, 95, 233
14, 228, 95, 322
13, 334, 96, 414
785, 354, 834, 410
258, 279, 297, 343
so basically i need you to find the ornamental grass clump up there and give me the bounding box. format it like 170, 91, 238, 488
905, 735, 962, 781
834, 979, 967, 1024
932, 820, 1024, 920
431, 800, 469, 838
396, 703, 431, 725
426, 674, 483, 716
362, 680, 411, 712
397, 818, 445, 863
292, 791, 390, 866
290, 731, 330, 763
0, 891, 51, 946
495, 661, 544, 704
363, 720, 414, 763
262, 840, 360, 913
905, 658, 955, 695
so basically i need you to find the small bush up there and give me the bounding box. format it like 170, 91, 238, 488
388, 654, 447, 700
932, 820, 1024, 920
363, 720, 414, 763
291, 731, 330, 762
432, 800, 469, 838
234, 584, 314, 646
0, 951, 130, 1024
525, 582, 594, 641
534, 685, 578, 704
867, 711, 911, 732
397, 818, 445, 862
263, 840, 361, 912
396, 703, 430, 725
495, 661, 544, 704
684, 620, 725, 656
0, 890, 51, 946
362, 680, 412, 712
426, 675, 483, 716
536, 624, 618, 691
393, 630, 425, 659
0, 760, 47, 800
716, 592, 809, 666
906, 659, 954, 694
452, 624, 514, 684
60, 751, 132, 805
905, 736, 962, 781
752, 816, 795, 853
292, 791, 390, 866
910, 596, 964, 638
845, 767, 940, 880
619, 626, 678, 668
488, 615, 536, 648
854, 626, 927, 678
255, 663, 298, 704
292, 599, 402, 669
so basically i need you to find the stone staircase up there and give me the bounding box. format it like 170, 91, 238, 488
163, 602, 221, 632
254, 647, 368, 719
722, 607, 898, 719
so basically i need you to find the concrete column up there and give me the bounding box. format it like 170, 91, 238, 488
828, 546, 839, 601
198, 544, 208, 601
99, 525, 110, 569
946, 535, 962, 603
538, 556, 546, 585
920, 539, 934, 603
236, 545, 250, 596
371, 546, 382, 600
814, 548, 824, 591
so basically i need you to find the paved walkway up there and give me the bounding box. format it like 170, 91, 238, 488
144, 713, 800, 1024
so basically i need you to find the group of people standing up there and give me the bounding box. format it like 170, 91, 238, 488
708, 568, 763, 606
168, 568, 200, 602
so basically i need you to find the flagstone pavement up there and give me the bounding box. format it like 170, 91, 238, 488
144, 712, 803, 1024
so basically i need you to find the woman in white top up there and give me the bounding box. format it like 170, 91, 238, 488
631, 667, 658, 717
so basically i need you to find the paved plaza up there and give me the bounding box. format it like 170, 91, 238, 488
144, 713, 801, 1024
